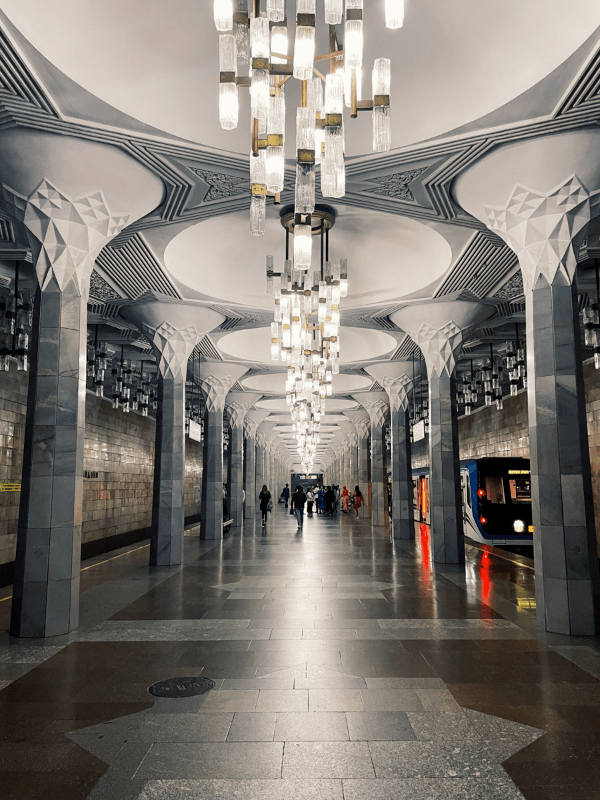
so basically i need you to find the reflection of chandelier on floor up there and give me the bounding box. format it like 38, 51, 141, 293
213, 0, 403, 242
266, 204, 347, 472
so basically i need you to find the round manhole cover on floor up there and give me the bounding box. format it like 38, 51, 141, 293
148, 676, 215, 698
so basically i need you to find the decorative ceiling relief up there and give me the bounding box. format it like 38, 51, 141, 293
493, 270, 524, 300
89, 270, 121, 302
365, 168, 427, 201
192, 168, 248, 202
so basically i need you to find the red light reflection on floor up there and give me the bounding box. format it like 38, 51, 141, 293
420, 523, 431, 574
479, 549, 494, 618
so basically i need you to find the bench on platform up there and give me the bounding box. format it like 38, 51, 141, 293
223, 519, 234, 533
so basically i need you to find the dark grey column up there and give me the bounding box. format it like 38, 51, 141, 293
389, 406, 413, 540
151, 374, 186, 564
478, 177, 600, 634
360, 395, 389, 527
6, 181, 132, 638
526, 280, 600, 633
11, 282, 87, 637
255, 431, 265, 501
227, 417, 244, 527
429, 371, 463, 563
201, 398, 225, 540
244, 427, 257, 519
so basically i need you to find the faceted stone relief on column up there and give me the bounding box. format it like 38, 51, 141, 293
406, 321, 463, 378
200, 374, 235, 412
484, 176, 600, 293
360, 397, 389, 428
382, 374, 413, 412
3, 179, 129, 295
227, 402, 249, 430
144, 320, 201, 380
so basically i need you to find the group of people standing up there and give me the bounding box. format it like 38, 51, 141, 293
258, 483, 364, 530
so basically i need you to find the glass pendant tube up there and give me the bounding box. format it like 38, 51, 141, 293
214, 0, 233, 31
251, 69, 270, 120
250, 16, 270, 58
385, 0, 404, 28
372, 57, 391, 152
250, 194, 266, 236
325, 71, 344, 114
296, 162, 316, 214
271, 24, 288, 64
267, 0, 285, 22
293, 25, 315, 80
219, 34, 238, 130
294, 223, 312, 271
266, 93, 285, 193
324, 0, 343, 24
344, 1, 363, 70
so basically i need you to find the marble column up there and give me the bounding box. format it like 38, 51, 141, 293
117, 296, 224, 565
455, 140, 600, 633
344, 410, 370, 497
199, 361, 247, 540
255, 429, 266, 500
2, 137, 164, 637
244, 410, 269, 520
348, 431, 358, 489
355, 393, 390, 527
225, 393, 262, 529
392, 296, 496, 563
367, 363, 414, 540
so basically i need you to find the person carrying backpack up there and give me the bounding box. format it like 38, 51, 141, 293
291, 485, 307, 529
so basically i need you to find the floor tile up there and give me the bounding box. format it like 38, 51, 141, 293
136, 742, 284, 780
227, 712, 276, 742
346, 712, 416, 742
256, 690, 309, 713
282, 741, 375, 779
309, 689, 364, 712
274, 712, 349, 741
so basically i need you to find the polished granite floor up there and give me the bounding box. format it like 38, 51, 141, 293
1, 506, 600, 799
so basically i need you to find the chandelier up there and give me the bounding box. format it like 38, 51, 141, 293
213, 0, 403, 251
266, 204, 347, 472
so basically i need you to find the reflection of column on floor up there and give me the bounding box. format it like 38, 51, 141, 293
225, 393, 262, 529
244, 410, 269, 520
199, 361, 248, 541
119, 296, 224, 566
455, 134, 600, 634
2, 132, 164, 638
392, 297, 495, 564
366, 362, 414, 540
356, 393, 390, 527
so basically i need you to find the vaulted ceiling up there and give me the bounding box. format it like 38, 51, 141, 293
0, 2, 599, 469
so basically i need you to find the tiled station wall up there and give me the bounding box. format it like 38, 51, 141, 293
0, 364, 203, 580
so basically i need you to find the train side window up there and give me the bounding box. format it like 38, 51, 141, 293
485, 476, 505, 504
465, 474, 471, 508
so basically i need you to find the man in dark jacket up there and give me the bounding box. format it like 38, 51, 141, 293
324, 486, 335, 515
291, 485, 307, 529
281, 484, 290, 508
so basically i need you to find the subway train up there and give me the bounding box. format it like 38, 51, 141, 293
412, 457, 533, 548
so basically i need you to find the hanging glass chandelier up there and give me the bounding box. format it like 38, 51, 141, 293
266, 204, 347, 472
214, 0, 404, 244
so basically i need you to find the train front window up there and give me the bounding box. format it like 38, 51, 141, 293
509, 477, 531, 504
485, 476, 506, 504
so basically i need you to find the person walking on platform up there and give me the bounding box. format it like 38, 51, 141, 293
351, 486, 363, 519
259, 485, 272, 527
306, 487, 314, 517
281, 484, 290, 508
291, 485, 307, 529
341, 485, 349, 512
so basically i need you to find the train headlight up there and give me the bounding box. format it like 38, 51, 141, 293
513, 519, 525, 533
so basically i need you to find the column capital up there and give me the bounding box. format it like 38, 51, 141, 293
244, 409, 270, 439
484, 176, 600, 294
390, 295, 496, 379
354, 393, 389, 427
198, 360, 248, 413
3, 179, 130, 296
343, 409, 371, 438
226, 392, 262, 430
366, 361, 414, 412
